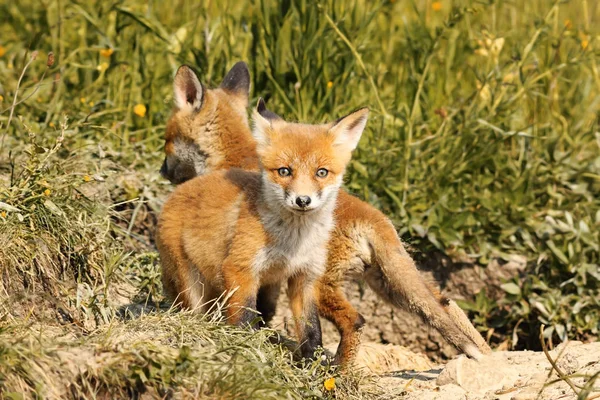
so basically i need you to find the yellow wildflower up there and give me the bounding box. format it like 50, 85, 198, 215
49, 122, 55, 127
579, 32, 590, 50
134, 103, 147, 117
0, 211, 6, 218
89, 101, 94, 107
0, 95, 3, 102
83, 175, 92, 182
43, 189, 51, 197
100, 48, 114, 57
582, 39, 589, 50
0, 45, 6, 57
324, 377, 335, 391
80, 97, 86, 104
432, 1, 442, 11
327, 81, 333, 89
564, 19, 572, 30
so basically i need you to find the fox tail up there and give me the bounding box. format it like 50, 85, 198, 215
364, 228, 492, 359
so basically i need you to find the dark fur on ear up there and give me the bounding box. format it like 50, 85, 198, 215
174, 65, 204, 112
333, 107, 369, 127
256, 98, 282, 121
220, 62, 250, 96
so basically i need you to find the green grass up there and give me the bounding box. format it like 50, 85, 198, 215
0, 0, 599, 397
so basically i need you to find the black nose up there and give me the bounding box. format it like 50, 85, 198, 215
295, 196, 311, 208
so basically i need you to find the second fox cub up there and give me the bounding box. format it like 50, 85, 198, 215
157, 78, 368, 359
161, 63, 492, 365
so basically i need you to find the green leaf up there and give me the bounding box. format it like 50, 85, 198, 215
501, 282, 521, 296
383, 187, 403, 211
351, 161, 369, 178
43, 199, 64, 216
546, 240, 569, 265
0, 202, 21, 212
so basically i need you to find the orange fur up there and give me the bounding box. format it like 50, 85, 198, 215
158, 85, 366, 359
160, 63, 492, 366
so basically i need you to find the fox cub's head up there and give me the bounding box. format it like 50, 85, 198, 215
253, 99, 368, 214
161, 62, 252, 184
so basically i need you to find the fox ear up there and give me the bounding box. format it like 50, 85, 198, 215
256, 96, 283, 121
220, 61, 250, 101
174, 65, 204, 112
252, 98, 278, 149
329, 107, 369, 151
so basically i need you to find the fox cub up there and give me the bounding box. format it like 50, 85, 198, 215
157, 85, 369, 358
160, 63, 492, 366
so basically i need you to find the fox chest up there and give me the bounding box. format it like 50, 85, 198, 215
253, 219, 332, 282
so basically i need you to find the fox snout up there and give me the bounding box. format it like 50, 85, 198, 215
161, 139, 209, 184
160, 156, 196, 184
295, 195, 311, 208
286, 189, 322, 213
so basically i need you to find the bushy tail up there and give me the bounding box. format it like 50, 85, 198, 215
425, 281, 492, 354
364, 233, 491, 359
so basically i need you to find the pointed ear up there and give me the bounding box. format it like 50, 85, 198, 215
173, 65, 204, 112
252, 98, 277, 150
220, 62, 250, 101
329, 107, 369, 151
256, 96, 283, 121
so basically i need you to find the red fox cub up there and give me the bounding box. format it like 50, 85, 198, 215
157, 89, 369, 359
160, 63, 492, 365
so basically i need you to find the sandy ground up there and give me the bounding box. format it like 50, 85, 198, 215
346, 341, 600, 400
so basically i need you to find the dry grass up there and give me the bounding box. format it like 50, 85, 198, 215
0, 311, 374, 399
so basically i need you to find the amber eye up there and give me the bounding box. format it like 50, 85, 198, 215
278, 167, 292, 177
316, 168, 329, 178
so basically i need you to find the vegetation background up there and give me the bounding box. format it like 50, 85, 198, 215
0, 0, 598, 398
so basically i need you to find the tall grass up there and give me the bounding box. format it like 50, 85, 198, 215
0, 0, 598, 395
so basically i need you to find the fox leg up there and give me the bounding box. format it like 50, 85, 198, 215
256, 282, 281, 327
288, 273, 323, 359
222, 259, 259, 327
157, 237, 205, 310
316, 283, 365, 366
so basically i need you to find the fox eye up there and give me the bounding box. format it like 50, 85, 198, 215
316, 168, 329, 178
278, 167, 291, 177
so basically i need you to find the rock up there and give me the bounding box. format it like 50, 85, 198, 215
435, 341, 600, 400
437, 354, 509, 394
358, 341, 600, 400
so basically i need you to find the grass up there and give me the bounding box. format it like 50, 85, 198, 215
0, 0, 599, 397
0, 312, 370, 399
